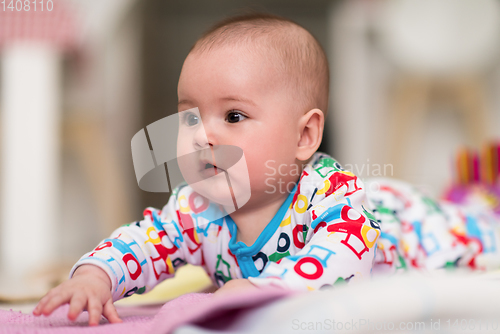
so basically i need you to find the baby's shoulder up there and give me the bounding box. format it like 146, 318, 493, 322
288, 152, 368, 227
304, 152, 348, 179
298, 152, 351, 195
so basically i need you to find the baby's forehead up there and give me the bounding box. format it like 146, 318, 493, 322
189, 35, 302, 79
183, 44, 295, 107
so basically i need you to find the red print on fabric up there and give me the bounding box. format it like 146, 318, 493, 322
123, 253, 142, 280
293, 225, 306, 249
313, 221, 327, 234
189, 193, 209, 214
380, 244, 397, 266
89, 241, 112, 257
228, 248, 239, 267
325, 172, 362, 197
150, 230, 179, 279
379, 185, 411, 208
326, 206, 374, 260
450, 230, 483, 268
294, 256, 323, 279
179, 214, 201, 255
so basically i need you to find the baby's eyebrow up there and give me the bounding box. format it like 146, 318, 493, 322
220, 96, 257, 106
178, 97, 257, 107
178, 99, 192, 106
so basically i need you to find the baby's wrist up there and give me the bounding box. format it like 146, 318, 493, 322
73, 264, 112, 289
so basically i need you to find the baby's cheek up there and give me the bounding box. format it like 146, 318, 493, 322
249, 163, 299, 195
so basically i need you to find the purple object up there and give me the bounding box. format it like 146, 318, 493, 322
0, 287, 293, 333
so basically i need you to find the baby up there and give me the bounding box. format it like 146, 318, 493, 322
33, 12, 500, 326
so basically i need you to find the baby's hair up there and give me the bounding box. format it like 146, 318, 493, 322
190, 12, 330, 115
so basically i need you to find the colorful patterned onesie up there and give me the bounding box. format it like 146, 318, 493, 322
70, 153, 500, 300
367, 178, 500, 274
70, 152, 381, 299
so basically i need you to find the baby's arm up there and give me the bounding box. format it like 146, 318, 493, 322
33, 264, 122, 326
34, 188, 195, 324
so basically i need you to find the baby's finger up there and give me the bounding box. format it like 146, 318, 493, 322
33, 290, 58, 315
33, 304, 43, 316
40, 292, 71, 316
87, 297, 103, 326
102, 299, 122, 324
33, 299, 47, 316
67, 293, 87, 321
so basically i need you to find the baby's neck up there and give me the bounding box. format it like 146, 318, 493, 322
230, 192, 290, 246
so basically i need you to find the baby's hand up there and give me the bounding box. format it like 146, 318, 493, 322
213, 279, 259, 296
33, 265, 122, 326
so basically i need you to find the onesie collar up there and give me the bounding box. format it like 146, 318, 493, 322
227, 183, 298, 258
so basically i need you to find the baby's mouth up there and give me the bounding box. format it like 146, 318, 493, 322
204, 162, 216, 170
199, 160, 225, 175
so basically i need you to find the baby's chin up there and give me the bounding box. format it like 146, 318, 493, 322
188, 172, 297, 212
189, 176, 240, 210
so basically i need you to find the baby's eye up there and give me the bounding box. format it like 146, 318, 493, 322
225, 110, 247, 123
182, 112, 199, 127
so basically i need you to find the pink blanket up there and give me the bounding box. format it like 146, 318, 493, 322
0, 288, 293, 333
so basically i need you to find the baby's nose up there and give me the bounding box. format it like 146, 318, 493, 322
193, 123, 216, 149
193, 132, 207, 149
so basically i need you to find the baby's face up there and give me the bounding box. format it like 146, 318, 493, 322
177, 44, 303, 210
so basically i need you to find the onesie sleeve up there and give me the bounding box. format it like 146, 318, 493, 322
69, 185, 203, 301
249, 167, 380, 291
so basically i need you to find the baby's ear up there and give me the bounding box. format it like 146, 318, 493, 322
296, 108, 324, 161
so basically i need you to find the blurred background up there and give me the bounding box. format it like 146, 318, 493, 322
0, 0, 499, 300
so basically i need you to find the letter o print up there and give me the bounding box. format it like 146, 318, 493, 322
316, 180, 331, 195
277, 233, 291, 252
189, 193, 209, 214
361, 225, 380, 248
123, 253, 142, 280
146, 226, 161, 244
341, 206, 365, 224
294, 257, 323, 279
294, 194, 308, 214
252, 252, 269, 273
292, 225, 305, 249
